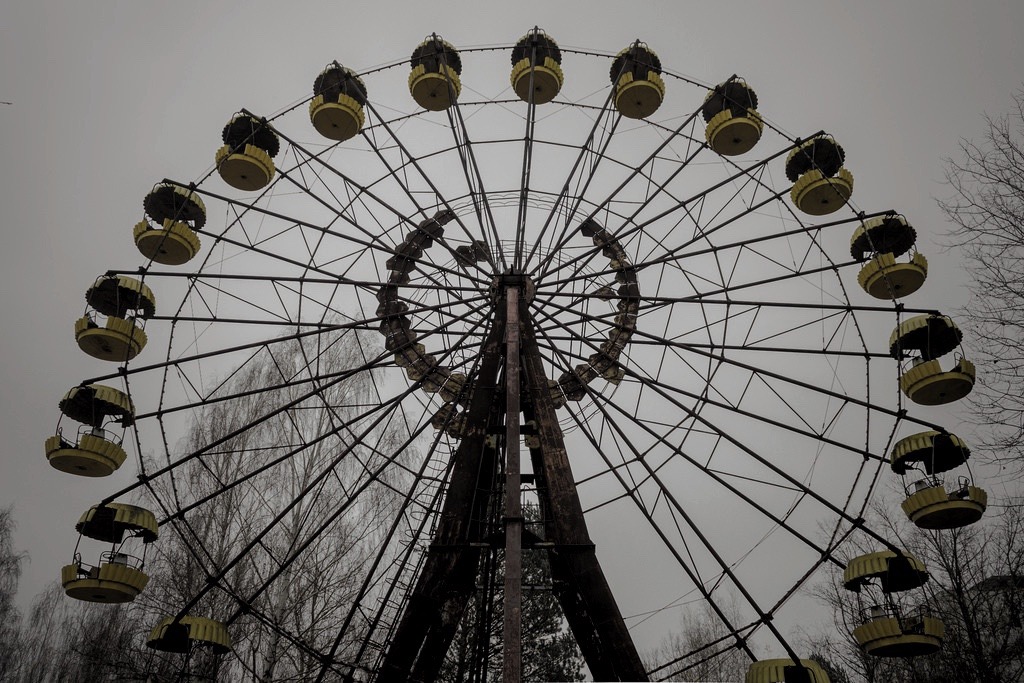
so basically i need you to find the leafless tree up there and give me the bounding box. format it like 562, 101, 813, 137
809, 503, 1024, 683
11, 329, 411, 680
136, 328, 410, 680
0, 507, 27, 680
10, 582, 168, 682
940, 88, 1024, 478
645, 594, 751, 682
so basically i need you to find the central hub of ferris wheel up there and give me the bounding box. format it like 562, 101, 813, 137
377, 260, 649, 682
378, 207, 641, 431
489, 272, 537, 305
371, 205, 652, 681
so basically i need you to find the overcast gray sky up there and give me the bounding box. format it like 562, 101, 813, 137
2, 0, 1023, 663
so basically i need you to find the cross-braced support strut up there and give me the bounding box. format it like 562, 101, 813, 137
376, 283, 646, 682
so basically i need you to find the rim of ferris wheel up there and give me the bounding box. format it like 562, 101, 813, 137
44, 30, 995, 679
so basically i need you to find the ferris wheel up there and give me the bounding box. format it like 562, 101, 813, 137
45, 30, 988, 682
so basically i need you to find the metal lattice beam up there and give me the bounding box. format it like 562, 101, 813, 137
375, 285, 646, 682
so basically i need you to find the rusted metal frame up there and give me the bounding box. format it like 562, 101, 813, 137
521, 68, 622, 271
313, 416, 467, 682
534, 208, 890, 291
164, 366, 433, 625
528, 299, 897, 549
503, 288, 523, 681
247, 120, 494, 287
376, 310, 507, 682
512, 42, 539, 273
360, 98, 499, 275
81, 289, 483, 386
518, 317, 648, 681
470, 543, 500, 683
532, 134, 810, 285
326, 315, 500, 679
438, 50, 507, 271
525, 318, 791, 665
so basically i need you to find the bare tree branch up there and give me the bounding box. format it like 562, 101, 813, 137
940, 87, 1024, 480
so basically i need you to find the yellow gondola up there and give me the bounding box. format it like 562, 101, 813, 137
899, 357, 976, 405
792, 168, 854, 215
310, 63, 367, 141
857, 251, 928, 299
852, 612, 944, 657
143, 181, 207, 229
843, 550, 944, 657
851, 215, 927, 299
215, 114, 280, 191
901, 480, 987, 529
889, 314, 962, 360
409, 37, 462, 111
890, 430, 970, 475
889, 315, 974, 405
746, 658, 831, 683
75, 312, 147, 362
703, 79, 763, 156
45, 430, 127, 477
61, 558, 149, 603
611, 42, 664, 119
843, 551, 929, 593
46, 384, 134, 476
510, 29, 563, 105
135, 182, 206, 265
75, 275, 156, 362
147, 615, 232, 654
889, 430, 987, 528
785, 135, 853, 215
133, 219, 201, 266
61, 503, 158, 603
